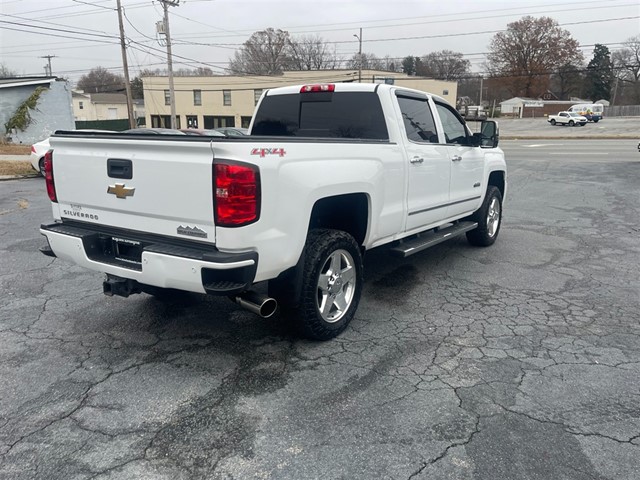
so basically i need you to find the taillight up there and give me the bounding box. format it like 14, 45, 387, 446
214, 162, 260, 227
31, 145, 36, 154
300, 84, 335, 93
44, 149, 57, 203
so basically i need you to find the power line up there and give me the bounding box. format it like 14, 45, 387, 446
168, 1, 639, 40
0, 19, 119, 40
166, 15, 640, 48
0, 25, 119, 45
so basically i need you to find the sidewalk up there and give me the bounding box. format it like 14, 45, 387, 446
0, 155, 31, 162
0, 155, 37, 181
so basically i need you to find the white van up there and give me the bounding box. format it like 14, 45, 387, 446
568, 104, 604, 122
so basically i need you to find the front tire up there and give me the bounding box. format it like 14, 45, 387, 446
466, 186, 502, 247
296, 229, 363, 340
550, 119, 556, 125
568, 120, 575, 126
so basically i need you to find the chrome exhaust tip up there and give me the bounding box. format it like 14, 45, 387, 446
234, 291, 278, 318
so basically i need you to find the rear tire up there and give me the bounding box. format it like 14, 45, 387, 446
568, 120, 575, 126
38, 158, 45, 176
295, 229, 363, 340
466, 186, 502, 247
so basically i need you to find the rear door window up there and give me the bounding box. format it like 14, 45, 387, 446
396, 95, 438, 143
252, 92, 388, 140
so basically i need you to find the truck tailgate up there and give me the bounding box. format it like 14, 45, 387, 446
49, 135, 217, 243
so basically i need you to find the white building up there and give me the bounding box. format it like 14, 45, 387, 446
143, 70, 458, 129
1, 76, 74, 144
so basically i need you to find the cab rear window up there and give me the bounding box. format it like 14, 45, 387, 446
252, 92, 388, 140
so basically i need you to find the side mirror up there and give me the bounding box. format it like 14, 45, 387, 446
480, 120, 499, 148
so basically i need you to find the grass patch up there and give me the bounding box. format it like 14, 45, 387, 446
0, 143, 31, 155
0, 161, 37, 176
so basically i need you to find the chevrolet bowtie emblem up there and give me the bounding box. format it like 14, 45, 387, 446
107, 183, 135, 199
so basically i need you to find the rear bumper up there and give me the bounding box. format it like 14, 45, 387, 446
40, 221, 258, 295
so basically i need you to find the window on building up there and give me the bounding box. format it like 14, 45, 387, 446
164, 90, 171, 105
223, 90, 231, 106
203, 115, 235, 129
151, 114, 181, 129
79, 101, 84, 110
193, 89, 202, 106
241, 116, 252, 128
442, 89, 449, 96
186, 115, 198, 128
254, 89, 263, 106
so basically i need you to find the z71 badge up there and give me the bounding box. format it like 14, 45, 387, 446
177, 225, 208, 239
251, 148, 286, 158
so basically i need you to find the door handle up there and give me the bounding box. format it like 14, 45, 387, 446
410, 156, 424, 164
451, 155, 463, 162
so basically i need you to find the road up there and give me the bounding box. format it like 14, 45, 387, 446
1, 140, 639, 479
497, 116, 640, 139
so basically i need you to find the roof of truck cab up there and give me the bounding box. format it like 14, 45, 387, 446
264, 82, 451, 105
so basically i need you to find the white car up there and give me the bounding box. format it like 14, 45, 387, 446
31, 130, 115, 176
30, 137, 50, 176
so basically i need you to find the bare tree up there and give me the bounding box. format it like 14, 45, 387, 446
345, 52, 384, 70
288, 35, 338, 70
228, 28, 291, 75
418, 50, 470, 80
487, 16, 583, 98
612, 35, 640, 103
77, 67, 125, 93
0, 63, 17, 78
380, 55, 398, 72
551, 61, 585, 99
173, 67, 215, 76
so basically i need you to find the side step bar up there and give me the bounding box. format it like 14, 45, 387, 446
389, 221, 478, 258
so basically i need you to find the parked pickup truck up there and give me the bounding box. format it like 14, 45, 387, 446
547, 111, 588, 127
40, 83, 507, 340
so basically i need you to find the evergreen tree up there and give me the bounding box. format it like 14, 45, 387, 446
401, 56, 417, 76
584, 44, 613, 101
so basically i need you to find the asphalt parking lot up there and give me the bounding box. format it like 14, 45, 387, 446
1, 139, 639, 479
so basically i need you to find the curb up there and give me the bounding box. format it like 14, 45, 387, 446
0, 174, 40, 181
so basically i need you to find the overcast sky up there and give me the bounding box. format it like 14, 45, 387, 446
1, 0, 639, 83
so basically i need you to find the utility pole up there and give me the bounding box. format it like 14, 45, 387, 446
353, 28, 362, 83
479, 76, 483, 106
611, 76, 620, 106
40, 55, 56, 76
159, 0, 179, 129
116, 0, 136, 129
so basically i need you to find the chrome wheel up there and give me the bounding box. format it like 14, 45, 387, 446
486, 197, 501, 238
316, 249, 356, 323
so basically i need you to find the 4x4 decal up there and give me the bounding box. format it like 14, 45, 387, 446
251, 148, 286, 158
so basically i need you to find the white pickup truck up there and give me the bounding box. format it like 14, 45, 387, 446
547, 111, 588, 127
40, 83, 507, 340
